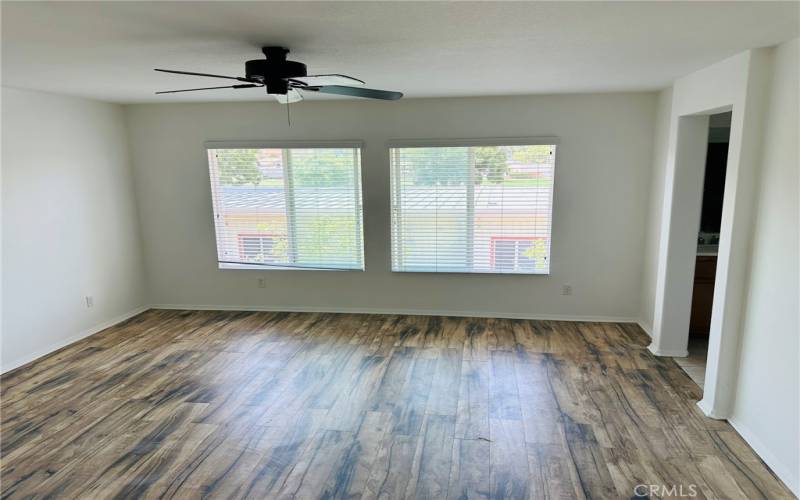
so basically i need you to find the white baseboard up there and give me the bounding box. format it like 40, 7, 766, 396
150, 303, 638, 324
647, 343, 689, 357
696, 398, 727, 420
1, 305, 150, 374
727, 415, 799, 497
637, 320, 653, 338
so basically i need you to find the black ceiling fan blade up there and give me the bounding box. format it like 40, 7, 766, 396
155, 84, 261, 94
288, 74, 366, 86
303, 85, 403, 100
154, 68, 254, 83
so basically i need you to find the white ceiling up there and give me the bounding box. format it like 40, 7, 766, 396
2, 1, 798, 103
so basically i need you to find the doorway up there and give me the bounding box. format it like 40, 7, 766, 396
673, 112, 730, 389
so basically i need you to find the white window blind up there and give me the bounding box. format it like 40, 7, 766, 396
207, 144, 364, 270
390, 141, 556, 274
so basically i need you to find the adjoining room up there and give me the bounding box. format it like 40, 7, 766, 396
2, 2, 798, 498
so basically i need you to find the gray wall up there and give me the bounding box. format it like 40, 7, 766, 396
639, 87, 672, 334
125, 93, 656, 320
1, 87, 147, 370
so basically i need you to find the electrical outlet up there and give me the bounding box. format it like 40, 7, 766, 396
561, 284, 572, 296
85, 295, 94, 308
257, 278, 266, 289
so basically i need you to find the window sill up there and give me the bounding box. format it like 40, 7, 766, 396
218, 262, 364, 271
391, 269, 550, 275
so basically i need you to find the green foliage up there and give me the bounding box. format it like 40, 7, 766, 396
255, 215, 359, 267
272, 238, 289, 260
216, 149, 262, 186
521, 238, 549, 268
509, 145, 553, 164
399, 146, 516, 186
291, 149, 355, 188
474, 147, 508, 184
400, 147, 469, 186
216, 148, 359, 188
254, 221, 289, 261
296, 216, 358, 266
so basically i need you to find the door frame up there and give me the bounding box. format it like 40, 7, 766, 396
649, 49, 772, 419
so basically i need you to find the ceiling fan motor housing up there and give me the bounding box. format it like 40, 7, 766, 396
246, 46, 307, 94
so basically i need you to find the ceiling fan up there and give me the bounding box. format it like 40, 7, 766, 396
155, 46, 403, 103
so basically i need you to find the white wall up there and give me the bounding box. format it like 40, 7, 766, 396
1, 87, 147, 371
729, 38, 799, 495
639, 87, 673, 335
639, 38, 799, 494
644, 48, 777, 419
649, 50, 764, 359
125, 93, 656, 320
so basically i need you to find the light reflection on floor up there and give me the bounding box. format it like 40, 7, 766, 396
673, 336, 709, 389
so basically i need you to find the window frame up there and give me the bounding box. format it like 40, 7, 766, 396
387, 136, 558, 275
205, 140, 365, 271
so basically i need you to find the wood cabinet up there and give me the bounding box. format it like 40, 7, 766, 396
689, 255, 717, 336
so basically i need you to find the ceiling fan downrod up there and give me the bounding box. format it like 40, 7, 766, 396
246, 46, 307, 95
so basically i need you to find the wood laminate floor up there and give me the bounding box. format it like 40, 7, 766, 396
0, 310, 793, 499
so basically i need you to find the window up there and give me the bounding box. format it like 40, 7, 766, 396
207, 143, 364, 270
390, 140, 556, 274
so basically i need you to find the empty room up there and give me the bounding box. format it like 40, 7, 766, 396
1, 1, 798, 498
